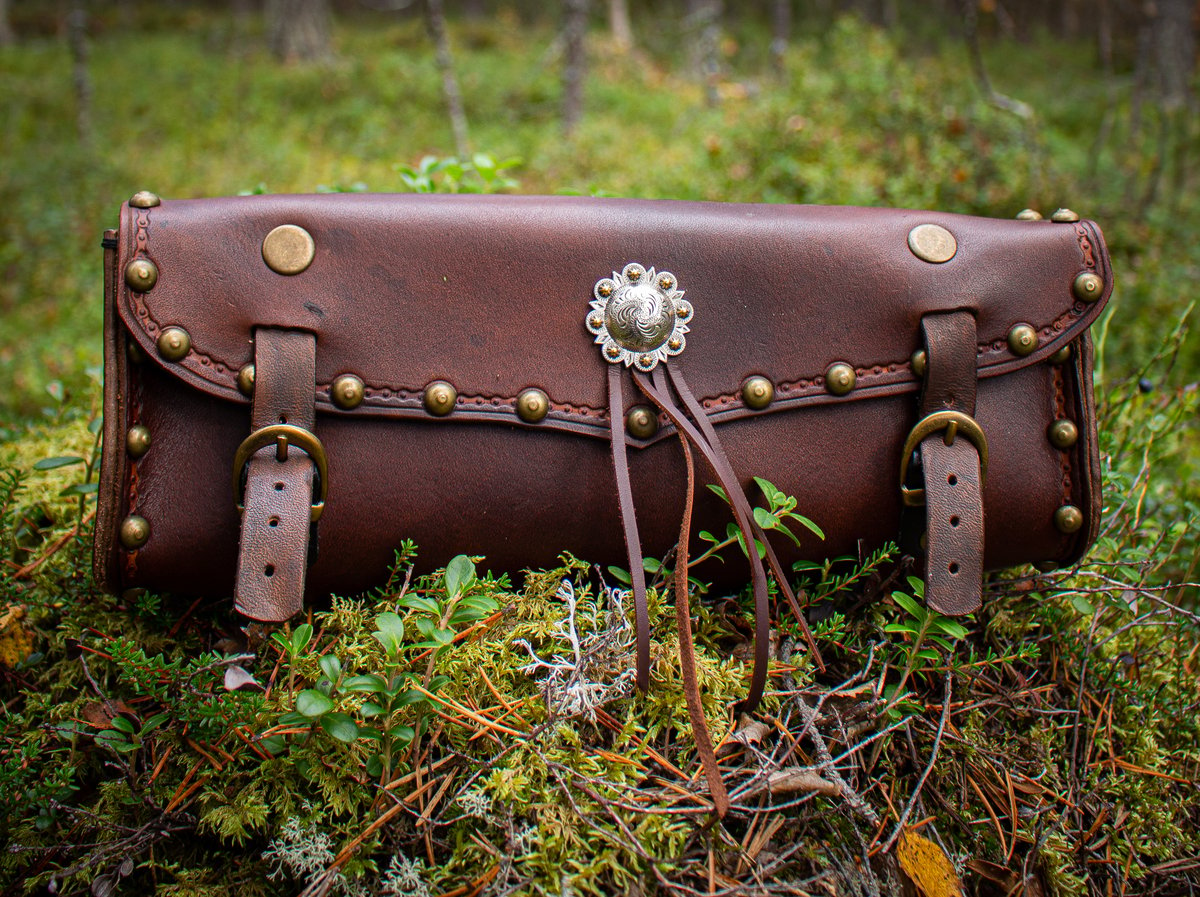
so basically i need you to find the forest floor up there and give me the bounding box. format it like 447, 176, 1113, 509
0, 7, 1198, 897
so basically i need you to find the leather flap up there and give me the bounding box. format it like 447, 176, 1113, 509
116, 195, 1112, 443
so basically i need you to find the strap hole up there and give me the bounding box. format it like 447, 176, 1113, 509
948, 562, 960, 574
264, 564, 275, 577
268, 516, 279, 527
274, 482, 285, 491
947, 474, 958, 486
279, 415, 288, 424
950, 515, 960, 527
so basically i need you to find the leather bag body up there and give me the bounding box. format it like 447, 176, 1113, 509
94, 194, 1111, 618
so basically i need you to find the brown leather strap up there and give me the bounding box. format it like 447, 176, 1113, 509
665, 365, 824, 673
671, 431, 731, 817
917, 312, 983, 615
636, 368, 772, 710
235, 328, 318, 621
608, 365, 652, 692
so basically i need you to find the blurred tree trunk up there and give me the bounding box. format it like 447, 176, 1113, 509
266, 0, 331, 62
68, 4, 91, 144
771, 0, 790, 76
0, 0, 14, 47
686, 0, 722, 106
563, 0, 588, 135
609, 0, 631, 53
426, 0, 470, 158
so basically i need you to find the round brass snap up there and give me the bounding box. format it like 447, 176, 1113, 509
124, 258, 158, 292
126, 425, 151, 459
1050, 208, 1080, 223
129, 191, 161, 209
1048, 419, 1078, 450
262, 224, 315, 275
825, 362, 856, 396
236, 364, 256, 396
1072, 271, 1104, 303
1007, 324, 1039, 357
1015, 209, 1042, 221
626, 405, 658, 439
156, 327, 191, 362
907, 224, 957, 264
910, 349, 928, 378
119, 515, 150, 550
1054, 505, 1084, 534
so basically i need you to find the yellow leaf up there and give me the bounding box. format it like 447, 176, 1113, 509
0, 604, 33, 668
897, 830, 963, 897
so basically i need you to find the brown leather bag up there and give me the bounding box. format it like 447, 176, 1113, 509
95, 193, 1110, 808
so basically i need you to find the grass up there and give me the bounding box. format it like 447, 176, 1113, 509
0, 6, 1197, 896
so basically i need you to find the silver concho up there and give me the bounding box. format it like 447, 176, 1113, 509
586, 263, 692, 371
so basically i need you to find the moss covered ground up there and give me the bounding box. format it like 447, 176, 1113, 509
0, 7, 1197, 895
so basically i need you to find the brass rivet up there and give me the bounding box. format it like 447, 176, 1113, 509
907, 224, 957, 264
1048, 419, 1079, 450
331, 374, 365, 410
1054, 505, 1084, 534
1049, 344, 1072, 364
262, 224, 315, 275
423, 380, 457, 416
124, 258, 158, 292
1016, 208, 1043, 221
516, 387, 550, 423
119, 515, 150, 550
129, 191, 161, 209
156, 327, 191, 362
1007, 324, 1039, 357
1050, 208, 1080, 223
910, 349, 928, 378
1073, 271, 1104, 303
126, 339, 145, 364
126, 425, 151, 459
825, 362, 856, 396
626, 405, 658, 439
236, 364, 255, 396
741, 376, 774, 410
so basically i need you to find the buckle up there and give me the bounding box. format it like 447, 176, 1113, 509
232, 424, 328, 522
899, 410, 988, 507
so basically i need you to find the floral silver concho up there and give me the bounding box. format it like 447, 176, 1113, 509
585, 263, 693, 371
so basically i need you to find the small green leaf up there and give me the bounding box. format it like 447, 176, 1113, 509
931, 617, 969, 640
428, 675, 450, 692
449, 607, 488, 626
892, 592, 925, 619
277, 711, 308, 726
140, 713, 170, 734
642, 557, 661, 574
445, 554, 476, 599
784, 512, 825, 540
1070, 593, 1096, 615
320, 713, 359, 743
707, 484, 729, 503
110, 716, 135, 734
698, 530, 718, 544
366, 754, 385, 777
319, 655, 342, 683
431, 628, 455, 646
342, 674, 387, 693
399, 595, 441, 615
291, 623, 313, 654
883, 622, 918, 635
60, 482, 99, 496
33, 456, 85, 471
753, 507, 780, 529
259, 734, 286, 755
396, 689, 426, 707
360, 701, 384, 718
905, 576, 926, 598
375, 612, 405, 640
296, 689, 334, 718
373, 631, 402, 656
607, 565, 631, 585
391, 725, 416, 748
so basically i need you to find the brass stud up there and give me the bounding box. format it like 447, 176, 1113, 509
236, 364, 255, 396
1049, 344, 1072, 364
741, 376, 774, 410
626, 405, 658, 439
1073, 271, 1104, 303
516, 387, 550, 423
1048, 419, 1079, 450
129, 191, 161, 209
124, 258, 158, 292
125, 425, 151, 459
1007, 324, 1039, 357
907, 224, 957, 264
1016, 208, 1043, 221
1050, 208, 1080, 223
910, 349, 927, 378
331, 374, 365, 410
825, 362, 856, 396
262, 224, 316, 275
156, 327, 191, 362
423, 380, 457, 416
119, 515, 150, 550
1054, 504, 1084, 534
126, 339, 145, 364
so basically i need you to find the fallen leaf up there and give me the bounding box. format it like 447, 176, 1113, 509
767, 768, 841, 797
224, 665, 264, 692
898, 830, 963, 897
0, 604, 34, 668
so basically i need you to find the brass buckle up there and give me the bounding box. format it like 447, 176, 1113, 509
899, 410, 988, 507
232, 424, 328, 522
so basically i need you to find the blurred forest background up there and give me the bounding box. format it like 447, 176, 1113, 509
1, 2, 1199, 896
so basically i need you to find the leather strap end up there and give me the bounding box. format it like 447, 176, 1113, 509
919, 438, 983, 615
